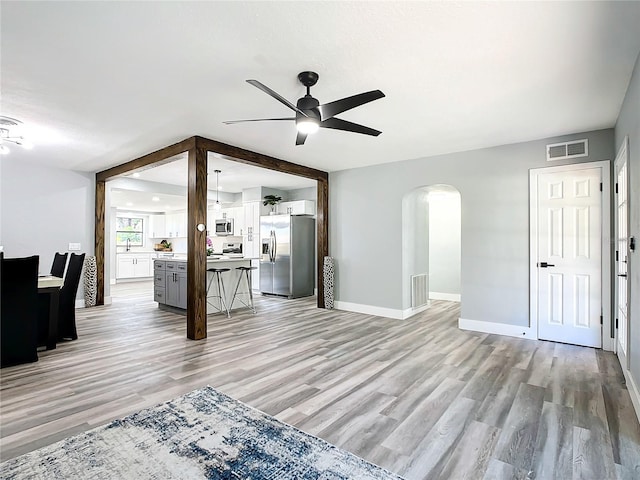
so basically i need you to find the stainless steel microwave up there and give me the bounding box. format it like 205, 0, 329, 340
214, 218, 233, 236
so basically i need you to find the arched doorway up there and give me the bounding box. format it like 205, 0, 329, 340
401, 184, 461, 315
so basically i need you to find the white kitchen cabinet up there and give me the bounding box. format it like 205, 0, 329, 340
243, 201, 262, 289
232, 206, 245, 235
117, 253, 152, 279
243, 202, 260, 243
165, 212, 187, 237
279, 200, 315, 215
148, 215, 166, 238
218, 208, 231, 220
206, 207, 218, 236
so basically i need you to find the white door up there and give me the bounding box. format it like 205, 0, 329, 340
615, 141, 629, 367
536, 167, 602, 347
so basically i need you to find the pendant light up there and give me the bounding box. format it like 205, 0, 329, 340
213, 169, 222, 211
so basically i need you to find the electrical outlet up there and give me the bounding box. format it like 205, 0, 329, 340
68, 243, 81, 251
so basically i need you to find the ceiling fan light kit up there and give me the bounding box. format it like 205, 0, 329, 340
224, 71, 385, 145
296, 118, 320, 134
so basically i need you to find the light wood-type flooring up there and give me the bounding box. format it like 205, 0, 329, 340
1, 287, 639, 479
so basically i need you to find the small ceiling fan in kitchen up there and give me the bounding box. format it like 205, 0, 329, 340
223, 71, 385, 145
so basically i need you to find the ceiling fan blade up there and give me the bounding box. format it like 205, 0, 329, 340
320, 117, 382, 136
246, 80, 308, 117
318, 90, 385, 121
223, 117, 294, 125
296, 131, 308, 146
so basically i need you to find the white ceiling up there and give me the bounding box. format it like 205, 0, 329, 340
2, 2, 639, 174
137, 153, 316, 191
111, 189, 187, 213
111, 153, 316, 212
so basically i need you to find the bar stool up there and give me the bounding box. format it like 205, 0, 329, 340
206, 267, 231, 318
230, 266, 257, 314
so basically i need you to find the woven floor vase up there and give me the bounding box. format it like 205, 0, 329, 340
84, 255, 98, 307
323, 256, 335, 309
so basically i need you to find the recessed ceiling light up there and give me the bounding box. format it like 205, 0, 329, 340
152, 196, 160, 202
132, 173, 140, 178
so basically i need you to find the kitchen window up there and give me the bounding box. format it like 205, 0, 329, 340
116, 217, 144, 246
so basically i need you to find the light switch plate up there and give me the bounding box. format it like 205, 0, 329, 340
68, 243, 81, 251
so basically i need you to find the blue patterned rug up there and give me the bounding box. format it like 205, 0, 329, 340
1, 386, 404, 479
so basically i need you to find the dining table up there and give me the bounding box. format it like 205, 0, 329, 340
38, 275, 63, 350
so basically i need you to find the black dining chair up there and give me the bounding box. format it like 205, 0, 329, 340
1, 255, 40, 367
50, 252, 68, 278
57, 252, 85, 341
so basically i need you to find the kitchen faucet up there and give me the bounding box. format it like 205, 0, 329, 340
126, 238, 131, 251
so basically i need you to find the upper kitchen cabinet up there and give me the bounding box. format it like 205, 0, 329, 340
165, 212, 187, 238
279, 200, 316, 215
148, 215, 166, 238
148, 212, 188, 238
232, 207, 245, 235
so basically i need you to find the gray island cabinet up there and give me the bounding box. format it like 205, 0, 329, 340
154, 260, 187, 309
154, 258, 256, 314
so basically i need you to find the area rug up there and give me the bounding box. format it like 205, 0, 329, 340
1, 386, 404, 479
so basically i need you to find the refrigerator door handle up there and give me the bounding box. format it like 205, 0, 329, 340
270, 230, 276, 263
273, 232, 277, 262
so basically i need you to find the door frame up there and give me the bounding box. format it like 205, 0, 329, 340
529, 160, 612, 350
614, 136, 630, 365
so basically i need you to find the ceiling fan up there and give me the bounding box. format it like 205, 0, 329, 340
223, 71, 385, 145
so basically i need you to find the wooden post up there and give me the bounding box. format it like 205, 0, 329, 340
317, 177, 329, 308
186, 142, 208, 340
95, 180, 106, 305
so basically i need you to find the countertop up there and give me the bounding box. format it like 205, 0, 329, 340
116, 251, 182, 255
157, 257, 257, 263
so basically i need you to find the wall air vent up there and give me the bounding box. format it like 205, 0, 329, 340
411, 273, 429, 309
546, 139, 588, 161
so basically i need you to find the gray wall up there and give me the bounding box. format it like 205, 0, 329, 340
429, 190, 461, 296
0, 158, 95, 299
401, 188, 430, 308
615, 52, 640, 394
330, 128, 614, 326
286, 186, 317, 202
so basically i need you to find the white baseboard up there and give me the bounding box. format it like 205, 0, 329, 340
621, 365, 640, 424
429, 292, 461, 302
402, 303, 431, 319
334, 301, 403, 319
334, 301, 430, 320
458, 317, 536, 340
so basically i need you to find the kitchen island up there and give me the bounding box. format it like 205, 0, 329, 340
153, 257, 257, 314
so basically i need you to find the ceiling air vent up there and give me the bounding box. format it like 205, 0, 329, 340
546, 139, 588, 161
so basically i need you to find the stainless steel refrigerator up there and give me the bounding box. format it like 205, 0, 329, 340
260, 214, 315, 298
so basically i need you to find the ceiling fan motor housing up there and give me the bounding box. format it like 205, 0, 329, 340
296, 96, 320, 123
